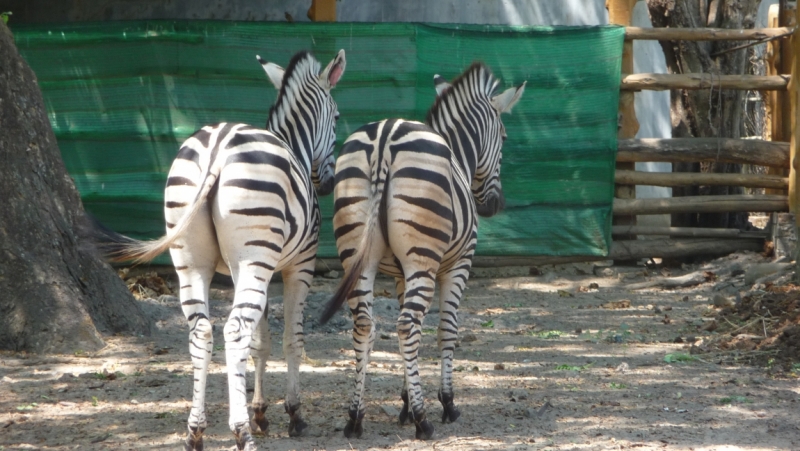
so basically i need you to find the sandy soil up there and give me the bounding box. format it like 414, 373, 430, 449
2, 251, 800, 451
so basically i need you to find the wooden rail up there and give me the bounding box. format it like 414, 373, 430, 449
611, 225, 768, 238
615, 169, 789, 189
624, 26, 795, 41
613, 194, 788, 215
617, 138, 789, 167
621, 73, 790, 91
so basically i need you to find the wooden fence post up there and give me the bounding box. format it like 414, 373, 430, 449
790, 2, 800, 271
607, 0, 640, 247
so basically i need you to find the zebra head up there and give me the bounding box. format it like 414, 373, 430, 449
430, 65, 525, 218
259, 49, 346, 196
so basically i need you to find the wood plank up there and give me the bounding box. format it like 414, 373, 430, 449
621, 73, 789, 91
613, 194, 788, 215
624, 26, 794, 41
617, 138, 789, 167
611, 225, 768, 238
615, 169, 789, 189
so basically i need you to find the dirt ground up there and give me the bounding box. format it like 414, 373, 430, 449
2, 251, 800, 451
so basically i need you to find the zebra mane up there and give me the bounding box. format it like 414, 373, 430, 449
267, 51, 321, 132
425, 62, 499, 125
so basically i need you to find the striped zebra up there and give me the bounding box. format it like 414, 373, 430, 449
319, 63, 525, 440
102, 50, 345, 451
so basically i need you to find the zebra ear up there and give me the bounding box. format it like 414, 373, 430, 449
491, 81, 526, 114
433, 75, 452, 96
257, 55, 285, 89
320, 49, 346, 90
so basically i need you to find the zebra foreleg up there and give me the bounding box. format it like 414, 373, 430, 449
249, 313, 271, 435
281, 268, 313, 437
436, 272, 464, 424
344, 272, 378, 438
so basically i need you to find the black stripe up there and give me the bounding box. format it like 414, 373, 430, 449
396, 219, 450, 243
166, 176, 196, 187
334, 222, 362, 240
234, 303, 263, 311
249, 261, 276, 271
230, 207, 285, 221
227, 132, 287, 151
406, 246, 442, 263
166, 201, 187, 209
175, 146, 201, 168
223, 178, 286, 197
245, 240, 282, 253
334, 196, 368, 212
393, 194, 452, 220
393, 167, 451, 196
335, 166, 369, 183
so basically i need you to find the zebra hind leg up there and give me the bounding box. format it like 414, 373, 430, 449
394, 277, 411, 426
436, 271, 465, 424
249, 313, 271, 435
281, 267, 313, 437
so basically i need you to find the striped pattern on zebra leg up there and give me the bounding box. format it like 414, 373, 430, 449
321, 63, 524, 441
249, 312, 271, 435
94, 49, 346, 451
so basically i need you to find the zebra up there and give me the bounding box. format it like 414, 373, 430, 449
101, 49, 346, 451
319, 62, 525, 440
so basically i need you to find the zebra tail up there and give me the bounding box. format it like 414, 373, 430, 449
319, 187, 384, 324
95, 159, 222, 264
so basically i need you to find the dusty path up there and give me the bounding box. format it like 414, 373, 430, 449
2, 251, 799, 451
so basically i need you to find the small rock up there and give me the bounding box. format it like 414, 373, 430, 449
575, 328, 582, 334
494, 363, 505, 370
615, 362, 630, 373
509, 389, 529, 402
673, 336, 684, 343
524, 407, 538, 418
680, 295, 689, 302
588, 282, 599, 289
380, 332, 391, 340
745, 263, 790, 285
702, 320, 718, 332
712, 295, 735, 308
130, 399, 139, 404
461, 333, 478, 343
381, 404, 400, 417
601, 300, 631, 309
529, 267, 541, 276
324, 270, 340, 279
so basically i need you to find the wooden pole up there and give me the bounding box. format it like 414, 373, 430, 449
621, 73, 789, 91
613, 194, 788, 215
615, 169, 789, 189
624, 26, 795, 41
789, 1, 800, 273
307, 0, 336, 21
611, 225, 768, 238
617, 138, 790, 167
607, 0, 639, 245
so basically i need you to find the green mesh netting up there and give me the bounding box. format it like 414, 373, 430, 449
13, 21, 623, 259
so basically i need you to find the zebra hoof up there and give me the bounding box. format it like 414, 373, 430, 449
288, 417, 308, 437
343, 417, 363, 439
438, 391, 461, 423
398, 390, 410, 425
414, 418, 435, 440
233, 422, 257, 451
252, 405, 269, 435
184, 426, 205, 451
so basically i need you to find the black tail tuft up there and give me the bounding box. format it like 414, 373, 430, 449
319, 255, 364, 324
79, 212, 140, 262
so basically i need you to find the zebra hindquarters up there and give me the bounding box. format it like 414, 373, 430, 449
386, 142, 455, 441
212, 148, 294, 445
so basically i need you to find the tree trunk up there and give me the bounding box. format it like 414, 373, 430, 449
645, 0, 760, 230
0, 21, 151, 354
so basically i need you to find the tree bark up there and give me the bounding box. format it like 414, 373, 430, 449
645, 0, 760, 230
0, 21, 151, 354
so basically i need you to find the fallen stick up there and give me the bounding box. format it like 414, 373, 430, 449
627, 270, 710, 290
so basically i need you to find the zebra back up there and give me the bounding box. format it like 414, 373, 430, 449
426, 63, 525, 217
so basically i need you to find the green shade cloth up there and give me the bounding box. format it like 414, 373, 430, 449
13, 21, 623, 259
